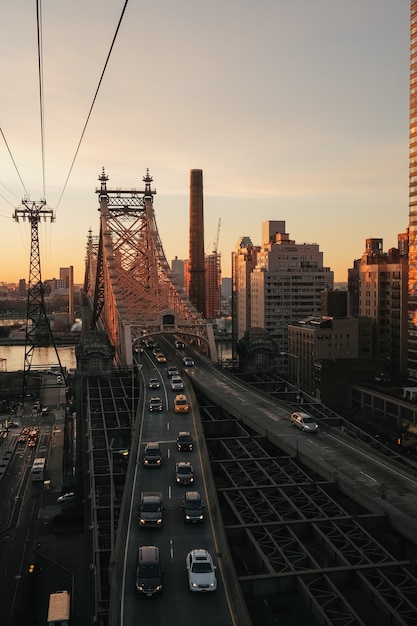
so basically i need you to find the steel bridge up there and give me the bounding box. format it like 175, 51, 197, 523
83, 169, 217, 366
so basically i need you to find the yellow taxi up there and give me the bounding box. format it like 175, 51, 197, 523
174, 394, 189, 414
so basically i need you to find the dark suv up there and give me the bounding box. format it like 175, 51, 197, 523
183, 490, 204, 523
140, 492, 163, 528
136, 545, 163, 597
177, 431, 193, 452
175, 461, 194, 485
143, 442, 162, 467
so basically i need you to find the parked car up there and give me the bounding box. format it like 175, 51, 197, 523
149, 397, 163, 412
143, 442, 162, 467
177, 431, 193, 452
175, 461, 194, 485
185, 549, 217, 592
183, 491, 204, 523
139, 492, 163, 528
148, 378, 160, 389
290, 412, 319, 433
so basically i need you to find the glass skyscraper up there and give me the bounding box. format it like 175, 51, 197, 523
409, 2, 417, 379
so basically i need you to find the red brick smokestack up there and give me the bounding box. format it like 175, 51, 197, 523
188, 169, 206, 316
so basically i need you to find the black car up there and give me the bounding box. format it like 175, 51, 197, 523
143, 442, 162, 467
183, 491, 204, 523
136, 546, 163, 597
175, 461, 194, 485
177, 431, 193, 452
139, 492, 163, 528
175, 340, 185, 349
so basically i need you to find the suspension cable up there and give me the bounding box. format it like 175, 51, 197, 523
36, 0, 46, 200
55, 0, 130, 211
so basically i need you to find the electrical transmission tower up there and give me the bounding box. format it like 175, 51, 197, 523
14, 199, 64, 393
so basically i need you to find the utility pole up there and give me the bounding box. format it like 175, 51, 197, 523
14, 199, 64, 394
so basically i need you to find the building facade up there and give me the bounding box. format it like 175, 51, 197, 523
409, 2, 417, 380
350, 237, 408, 377
205, 252, 221, 319
288, 316, 360, 398
231, 236, 260, 344
250, 221, 333, 371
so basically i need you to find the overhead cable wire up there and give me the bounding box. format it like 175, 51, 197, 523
36, 0, 46, 200
55, 0, 130, 211
0, 127, 30, 199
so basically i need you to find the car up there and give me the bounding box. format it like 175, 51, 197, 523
136, 545, 163, 597
183, 491, 204, 523
185, 549, 217, 592
56, 375, 62, 384
143, 442, 162, 467
155, 353, 167, 363
18, 435, 26, 444
139, 492, 163, 528
183, 357, 194, 367
57, 492, 75, 504
290, 411, 319, 433
177, 431, 193, 452
175, 461, 194, 485
170, 376, 184, 391
8, 420, 20, 428
175, 340, 185, 349
41, 407, 49, 415
174, 394, 189, 413
148, 378, 160, 389
149, 397, 163, 412
166, 366, 179, 378
33, 400, 40, 411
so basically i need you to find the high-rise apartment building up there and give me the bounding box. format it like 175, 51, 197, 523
188, 169, 205, 316
409, 2, 417, 380
205, 252, 221, 319
231, 236, 260, 343
250, 221, 333, 364
171, 256, 186, 290
350, 237, 408, 376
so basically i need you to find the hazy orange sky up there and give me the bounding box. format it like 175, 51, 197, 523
0, 1, 410, 285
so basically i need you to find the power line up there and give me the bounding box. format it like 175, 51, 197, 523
55, 0, 130, 211
36, 0, 46, 200
0, 127, 30, 199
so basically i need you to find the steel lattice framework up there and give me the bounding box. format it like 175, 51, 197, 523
85, 169, 216, 365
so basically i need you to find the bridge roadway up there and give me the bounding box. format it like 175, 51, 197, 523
107, 335, 417, 625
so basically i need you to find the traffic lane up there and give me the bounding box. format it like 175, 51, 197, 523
123, 387, 233, 626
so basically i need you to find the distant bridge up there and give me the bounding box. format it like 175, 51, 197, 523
83, 169, 216, 365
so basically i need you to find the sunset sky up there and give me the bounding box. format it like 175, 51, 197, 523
0, 1, 410, 285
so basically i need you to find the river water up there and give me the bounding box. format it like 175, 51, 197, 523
0, 345, 77, 373
0, 341, 232, 373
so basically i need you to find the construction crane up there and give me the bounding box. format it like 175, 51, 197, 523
213, 218, 221, 254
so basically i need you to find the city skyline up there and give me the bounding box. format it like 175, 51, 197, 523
0, 1, 410, 284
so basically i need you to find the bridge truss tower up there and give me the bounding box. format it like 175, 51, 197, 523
85, 169, 216, 366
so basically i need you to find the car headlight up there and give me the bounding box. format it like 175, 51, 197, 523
191, 582, 198, 588
209, 582, 215, 587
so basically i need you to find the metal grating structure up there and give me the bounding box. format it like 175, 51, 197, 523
84, 169, 216, 366
82, 373, 137, 624
198, 396, 417, 626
